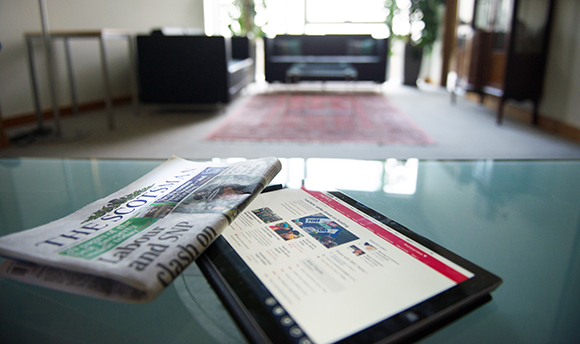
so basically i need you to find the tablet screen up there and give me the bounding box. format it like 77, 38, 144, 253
199, 188, 501, 344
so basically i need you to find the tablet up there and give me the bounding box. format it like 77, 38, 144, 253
197, 187, 502, 344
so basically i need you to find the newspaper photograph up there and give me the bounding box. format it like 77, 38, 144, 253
0, 156, 281, 302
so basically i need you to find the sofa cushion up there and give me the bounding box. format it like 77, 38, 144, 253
270, 55, 380, 64
347, 39, 376, 55
274, 39, 302, 55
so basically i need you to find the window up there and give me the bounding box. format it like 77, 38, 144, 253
306, 0, 388, 23
304, 0, 389, 36
204, 0, 389, 37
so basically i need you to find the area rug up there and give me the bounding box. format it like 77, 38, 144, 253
205, 92, 434, 145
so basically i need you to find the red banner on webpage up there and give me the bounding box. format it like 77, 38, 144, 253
304, 189, 469, 284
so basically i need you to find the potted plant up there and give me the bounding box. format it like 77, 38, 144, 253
386, 0, 445, 86
228, 0, 267, 38
228, 0, 268, 81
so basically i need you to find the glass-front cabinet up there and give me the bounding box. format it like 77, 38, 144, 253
453, 0, 554, 125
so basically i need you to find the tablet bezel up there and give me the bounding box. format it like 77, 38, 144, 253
197, 189, 502, 344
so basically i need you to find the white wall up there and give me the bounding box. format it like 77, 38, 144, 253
0, 0, 204, 119
541, 0, 580, 129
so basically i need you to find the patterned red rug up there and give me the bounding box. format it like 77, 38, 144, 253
206, 92, 434, 145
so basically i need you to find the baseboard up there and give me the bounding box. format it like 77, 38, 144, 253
464, 93, 580, 145
2, 96, 133, 129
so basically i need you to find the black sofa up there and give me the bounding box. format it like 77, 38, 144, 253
137, 30, 254, 104
264, 34, 388, 83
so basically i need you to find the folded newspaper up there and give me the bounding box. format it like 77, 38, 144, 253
0, 156, 281, 303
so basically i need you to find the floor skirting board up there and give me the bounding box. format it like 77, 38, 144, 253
2, 95, 133, 129
464, 93, 580, 145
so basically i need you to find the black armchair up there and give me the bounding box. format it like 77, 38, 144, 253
137, 30, 254, 105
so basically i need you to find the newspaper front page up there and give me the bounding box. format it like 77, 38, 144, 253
0, 156, 281, 302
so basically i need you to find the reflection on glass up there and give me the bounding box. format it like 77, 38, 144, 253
513, 0, 549, 54
472, 160, 494, 186
210, 158, 420, 195
495, 0, 512, 32
271, 158, 305, 189
474, 0, 492, 29
383, 158, 418, 195
306, 159, 384, 192
270, 158, 420, 195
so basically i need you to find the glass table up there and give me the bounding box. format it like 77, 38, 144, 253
285, 63, 358, 83
1, 157, 579, 343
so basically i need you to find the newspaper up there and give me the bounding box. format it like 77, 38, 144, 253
0, 156, 281, 303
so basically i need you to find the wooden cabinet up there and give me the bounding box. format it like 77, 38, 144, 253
0, 42, 8, 147
453, 0, 555, 124
0, 108, 9, 148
